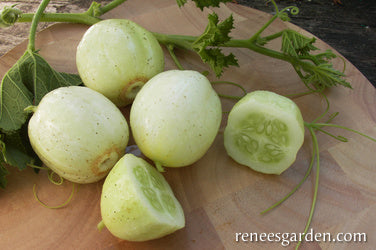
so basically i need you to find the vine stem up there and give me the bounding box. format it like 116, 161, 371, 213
97, 0, 128, 15
19, 12, 100, 26
307, 123, 376, 143
295, 127, 320, 249
260, 136, 316, 215
27, 0, 51, 51
152, 32, 319, 78
166, 44, 185, 70
248, 9, 279, 42
16, 0, 128, 26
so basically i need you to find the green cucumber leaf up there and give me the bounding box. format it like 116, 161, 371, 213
192, 13, 238, 77
194, 12, 234, 47
302, 63, 352, 89
198, 48, 238, 77
281, 29, 318, 57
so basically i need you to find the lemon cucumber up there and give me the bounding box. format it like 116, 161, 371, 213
130, 70, 222, 169
224, 90, 305, 174
76, 19, 165, 107
100, 154, 185, 241
27, 86, 129, 183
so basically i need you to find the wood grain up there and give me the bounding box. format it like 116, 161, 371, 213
1, 0, 375, 249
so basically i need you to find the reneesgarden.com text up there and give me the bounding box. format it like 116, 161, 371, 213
235, 229, 367, 247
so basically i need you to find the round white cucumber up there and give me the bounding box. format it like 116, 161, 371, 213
100, 153, 185, 241
76, 19, 165, 107
224, 90, 305, 174
28, 86, 129, 183
130, 70, 222, 168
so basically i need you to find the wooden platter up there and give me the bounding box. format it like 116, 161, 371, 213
1, 0, 375, 249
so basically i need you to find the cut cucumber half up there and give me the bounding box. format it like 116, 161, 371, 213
100, 154, 185, 241
224, 91, 305, 174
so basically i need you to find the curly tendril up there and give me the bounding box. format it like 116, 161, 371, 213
33, 182, 77, 209
48, 170, 64, 185
277, 5, 299, 21
28, 164, 77, 208
0, 5, 22, 27
288, 6, 300, 16
211, 80, 247, 100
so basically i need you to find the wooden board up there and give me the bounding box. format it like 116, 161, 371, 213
1, 0, 375, 249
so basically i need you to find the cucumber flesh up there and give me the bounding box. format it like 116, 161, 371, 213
224, 91, 305, 174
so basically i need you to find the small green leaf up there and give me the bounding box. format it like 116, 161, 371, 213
199, 48, 238, 77
303, 63, 351, 89
314, 49, 337, 64
192, 13, 238, 76
281, 29, 318, 57
194, 13, 234, 47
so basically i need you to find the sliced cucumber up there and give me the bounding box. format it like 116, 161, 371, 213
224, 91, 305, 174
100, 154, 185, 241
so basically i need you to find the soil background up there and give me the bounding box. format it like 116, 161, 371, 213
240, 0, 376, 87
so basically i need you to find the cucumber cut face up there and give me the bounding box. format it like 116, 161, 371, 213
224, 91, 305, 175
100, 154, 185, 241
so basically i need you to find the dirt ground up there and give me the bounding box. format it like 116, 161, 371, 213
0, 0, 111, 56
